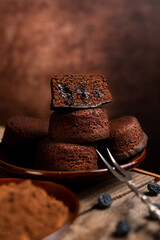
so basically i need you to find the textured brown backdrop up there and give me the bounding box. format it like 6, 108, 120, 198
0, 0, 160, 172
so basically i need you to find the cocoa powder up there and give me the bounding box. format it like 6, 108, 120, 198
0, 180, 69, 240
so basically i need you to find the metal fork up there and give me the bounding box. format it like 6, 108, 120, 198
96, 148, 160, 222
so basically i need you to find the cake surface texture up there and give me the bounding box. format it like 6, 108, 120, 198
108, 116, 148, 160
49, 108, 110, 143
35, 139, 98, 171
2, 115, 49, 167
50, 74, 112, 108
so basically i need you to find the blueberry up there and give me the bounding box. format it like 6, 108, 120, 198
147, 182, 160, 196
97, 193, 112, 209
116, 220, 131, 236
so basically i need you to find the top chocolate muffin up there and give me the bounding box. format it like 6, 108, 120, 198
50, 74, 112, 108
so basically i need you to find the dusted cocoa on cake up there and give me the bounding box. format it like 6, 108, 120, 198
35, 139, 98, 171
108, 116, 148, 160
49, 108, 110, 143
50, 74, 112, 108
2, 115, 49, 167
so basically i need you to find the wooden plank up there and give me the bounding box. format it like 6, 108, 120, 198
72, 172, 154, 213
60, 174, 160, 240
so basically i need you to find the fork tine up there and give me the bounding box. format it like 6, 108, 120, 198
96, 149, 127, 182
106, 148, 132, 181
96, 149, 115, 172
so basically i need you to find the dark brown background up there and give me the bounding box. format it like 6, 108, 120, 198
0, 0, 160, 173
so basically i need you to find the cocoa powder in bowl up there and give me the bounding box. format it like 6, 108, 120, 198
0, 180, 69, 240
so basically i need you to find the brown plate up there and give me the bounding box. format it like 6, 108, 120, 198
0, 178, 79, 240
0, 143, 146, 183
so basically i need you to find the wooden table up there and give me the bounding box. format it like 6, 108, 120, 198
0, 127, 160, 240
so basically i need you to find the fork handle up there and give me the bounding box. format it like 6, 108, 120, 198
127, 180, 160, 222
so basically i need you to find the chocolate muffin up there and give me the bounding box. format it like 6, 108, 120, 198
49, 108, 110, 143
2, 115, 49, 167
50, 74, 112, 108
107, 116, 148, 160
35, 139, 98, 171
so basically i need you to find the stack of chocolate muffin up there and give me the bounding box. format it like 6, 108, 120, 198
1, 74, 148, 171
35, 74, 112, 171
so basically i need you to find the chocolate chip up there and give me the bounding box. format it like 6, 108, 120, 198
76, 85, 89, 103
58, 84, 74, 106
92, 87, 103, 98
